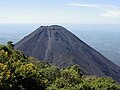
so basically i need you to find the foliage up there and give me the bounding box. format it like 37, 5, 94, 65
7, 41, 14, 49
0, 43, 120, 90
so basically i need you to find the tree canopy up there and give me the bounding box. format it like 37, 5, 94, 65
0, 43, 120, 90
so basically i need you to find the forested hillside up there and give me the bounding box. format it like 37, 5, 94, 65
0, 42, 120, 90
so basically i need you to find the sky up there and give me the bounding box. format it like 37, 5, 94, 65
0, 0, 120, 24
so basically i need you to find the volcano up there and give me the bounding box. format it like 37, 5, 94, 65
15, 25, 120, 82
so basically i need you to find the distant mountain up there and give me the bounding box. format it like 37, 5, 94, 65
15, 25, 120, 83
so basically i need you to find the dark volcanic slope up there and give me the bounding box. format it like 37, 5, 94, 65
15, 25, 120, 82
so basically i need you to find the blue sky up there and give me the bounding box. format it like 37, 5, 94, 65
0, 0, 120, 24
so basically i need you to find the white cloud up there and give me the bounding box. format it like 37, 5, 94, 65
101, 10, 120, 18
65, 3, 107, 11
65, 3, 120, 18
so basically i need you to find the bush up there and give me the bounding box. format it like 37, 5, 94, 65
0, 44, 120, 90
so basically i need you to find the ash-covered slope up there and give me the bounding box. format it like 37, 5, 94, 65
15, 25, 120, 82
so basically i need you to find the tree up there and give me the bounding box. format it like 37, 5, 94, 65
0, 44, 120, 90
7, 41, 14, 49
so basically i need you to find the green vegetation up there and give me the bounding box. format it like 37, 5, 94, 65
0, 42, 120, 90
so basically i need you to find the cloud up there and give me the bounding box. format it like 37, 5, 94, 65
65, 3, 120, 18
65, 3, 107, 11
101, 10, 120, 18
